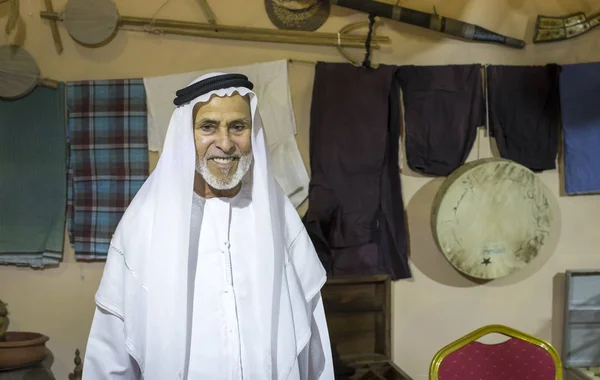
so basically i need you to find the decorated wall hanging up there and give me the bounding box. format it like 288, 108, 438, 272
264, 0, 330, 32
533, 10, 600, 43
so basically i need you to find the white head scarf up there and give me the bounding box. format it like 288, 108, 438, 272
96, 72, 326, 380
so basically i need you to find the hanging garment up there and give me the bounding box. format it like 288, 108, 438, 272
66, 79, 149, 260
304, 62, 411, 280
397, 64, 485, 176
560, 62, 600, 195
82, 73, 333, 380
486, 64, 562, 171
0, 84, 67, 268
143, 60, 310, 208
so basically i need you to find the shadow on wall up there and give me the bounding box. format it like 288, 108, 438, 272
407, 164, 563, 288
0, 10, 27, 46
406, 177, 478, 288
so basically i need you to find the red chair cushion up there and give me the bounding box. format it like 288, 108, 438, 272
438, 337, 557, 380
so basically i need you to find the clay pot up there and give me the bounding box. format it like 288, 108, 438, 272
0, 332, 49, 370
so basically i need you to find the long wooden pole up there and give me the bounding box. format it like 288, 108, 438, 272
43, 0, 63, 54
119, 15, 390, 43
139, 25, 373, 48
39, 11, 389, 49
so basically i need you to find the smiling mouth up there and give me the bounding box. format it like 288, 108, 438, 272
210, 156, 238, 168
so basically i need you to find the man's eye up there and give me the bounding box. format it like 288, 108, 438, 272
200, 125, 214, 132
231, 125, 245, 132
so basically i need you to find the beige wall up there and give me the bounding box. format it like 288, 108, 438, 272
2, 0, 600, 378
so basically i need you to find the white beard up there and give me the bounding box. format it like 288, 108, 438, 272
196, 153, 253, 190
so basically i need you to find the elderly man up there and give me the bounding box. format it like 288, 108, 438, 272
82, 73, 334, 379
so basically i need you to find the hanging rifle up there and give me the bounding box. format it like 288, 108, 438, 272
533, 11, 600, 43
330, 0, 525, 49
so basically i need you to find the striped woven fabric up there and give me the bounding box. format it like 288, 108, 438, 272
66, 79, 149, 260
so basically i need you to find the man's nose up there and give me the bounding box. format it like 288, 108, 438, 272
215, 128, 235, 153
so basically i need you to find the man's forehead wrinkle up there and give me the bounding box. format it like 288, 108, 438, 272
197, 111, 250, 117
195, 118, 218, 127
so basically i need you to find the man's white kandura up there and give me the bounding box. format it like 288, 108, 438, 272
81, 73, 334, 380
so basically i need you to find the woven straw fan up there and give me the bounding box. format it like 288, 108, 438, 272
1, 0, 19, 34
0, 45, 59, 100
40, 0, 389, 50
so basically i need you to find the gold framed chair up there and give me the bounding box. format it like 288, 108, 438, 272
429, 324, 563, 380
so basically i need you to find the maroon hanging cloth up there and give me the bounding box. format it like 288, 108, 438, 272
396, 64, 485, 176
303, 62, 411, 280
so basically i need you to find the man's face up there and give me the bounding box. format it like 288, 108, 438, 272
193, 93, 253, 190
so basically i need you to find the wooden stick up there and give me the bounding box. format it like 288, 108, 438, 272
39, 11, 388, 48
40, 78, 59, 88
43, 0, 63, 54
195, 0, 216, 24
140, 25, 378, 48
118, 15, 390, 43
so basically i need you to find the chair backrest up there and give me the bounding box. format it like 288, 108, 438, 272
429, 324, 563, 380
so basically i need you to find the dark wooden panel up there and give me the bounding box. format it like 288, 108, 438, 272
327, 313, 378, 356
322, 275, 391, 358
321, 275, 412, 380
350, 362, 412, 380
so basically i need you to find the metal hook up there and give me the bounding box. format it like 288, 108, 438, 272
336, 18, 381, 68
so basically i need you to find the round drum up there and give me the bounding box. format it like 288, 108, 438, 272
431, 158, 554, 280
63, 0, 119, 46
0, 45, 40, 99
